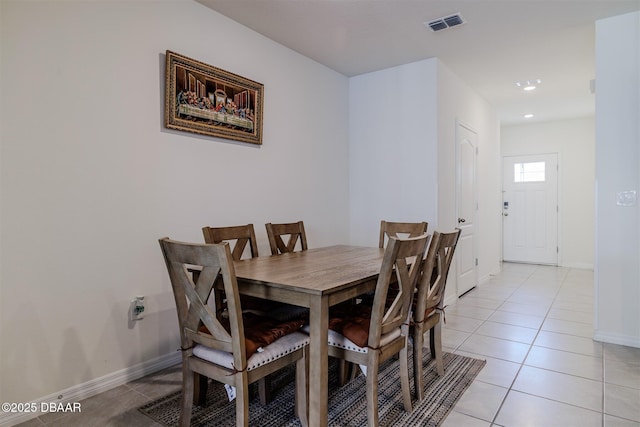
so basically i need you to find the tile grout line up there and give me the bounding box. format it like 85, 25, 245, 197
440, 265, 533, 425
489, 265, 568, 426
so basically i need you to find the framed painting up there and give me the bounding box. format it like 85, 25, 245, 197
164, 50, 264, 145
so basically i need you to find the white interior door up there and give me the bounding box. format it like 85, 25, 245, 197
456, 122, 478, 296
502, 154, 558, 265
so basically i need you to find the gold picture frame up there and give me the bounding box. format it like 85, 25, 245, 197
164, 51, 264, 145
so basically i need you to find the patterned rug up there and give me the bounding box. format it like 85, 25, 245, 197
139, 350, 485, 427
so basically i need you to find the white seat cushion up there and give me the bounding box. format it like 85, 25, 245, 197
193, 331, 309, 371
301, 325, 403, 354
327, 328, 369, 353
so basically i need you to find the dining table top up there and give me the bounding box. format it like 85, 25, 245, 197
233, 244, 385, 295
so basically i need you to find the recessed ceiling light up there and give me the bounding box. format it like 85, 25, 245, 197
524, 114, 534, 118
516, 79, 542, 91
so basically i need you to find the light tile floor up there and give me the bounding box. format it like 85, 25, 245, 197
15, 263, 640, 426
442, 262, 640, 427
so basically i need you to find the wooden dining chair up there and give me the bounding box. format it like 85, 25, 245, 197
202, 224, 259, 260
202, 224, 260, 315
265, 221, 308, 255
202, 223, 276, 404
378, 220, 428, 248
159, 238, 309, 427
412, 229, 461, 401
324, 235, 429, 426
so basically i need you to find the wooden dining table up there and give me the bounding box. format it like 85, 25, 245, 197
233, 245, 385, 427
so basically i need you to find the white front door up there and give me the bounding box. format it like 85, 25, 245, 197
456, 121, 478, 296
502, 154, 558, 265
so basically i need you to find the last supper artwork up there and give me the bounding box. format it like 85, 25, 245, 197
165, 51, 263, 145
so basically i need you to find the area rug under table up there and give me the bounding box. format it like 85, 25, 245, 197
139, 350, 485, 427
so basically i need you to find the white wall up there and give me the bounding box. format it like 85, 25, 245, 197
437, 62, 502, 295
502, 117, 596, 269
0, 0, 350, 408
349, 59, 501, 304
594, 11, 640, 348
348, 59, 439, 246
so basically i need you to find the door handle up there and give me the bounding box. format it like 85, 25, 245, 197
458, 218, 466, 223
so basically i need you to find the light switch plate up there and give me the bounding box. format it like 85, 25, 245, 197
616, 190, 637, 207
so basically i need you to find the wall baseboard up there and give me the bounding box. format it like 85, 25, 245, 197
0, 351, 181, 427
560, 262, 594, 270
593, 331, 640, 349
478, 273, 492, 285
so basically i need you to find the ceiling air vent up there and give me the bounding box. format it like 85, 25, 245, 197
425, 13, 466, 32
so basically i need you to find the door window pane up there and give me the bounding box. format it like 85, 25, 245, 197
514, 162, 545, 183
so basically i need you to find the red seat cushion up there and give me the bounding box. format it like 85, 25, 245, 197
328, 304, 372, 348
199, 312, 305, 358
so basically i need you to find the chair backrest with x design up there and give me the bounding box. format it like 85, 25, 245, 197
265, 221, 308, 255
159, 238, 246, 359
370, 235, 429, 342
378, 220, 428, 248
414, 228, 461, 322
202, 224, 259, 261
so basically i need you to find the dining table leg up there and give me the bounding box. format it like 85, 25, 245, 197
308, 294, 329, 427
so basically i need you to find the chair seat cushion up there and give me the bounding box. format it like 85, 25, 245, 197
327, 328, 369, 353
300, 324, 368, 353
299, 326, 402, 354
327, 304, 372, 348
193, 331, 309, 371
199, 312, 306, 358
242, 312, 306, 356
324, 304, 403, 349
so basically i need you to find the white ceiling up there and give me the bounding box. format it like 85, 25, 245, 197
197, 0, 640, 125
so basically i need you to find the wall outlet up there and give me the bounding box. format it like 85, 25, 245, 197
130, 296, 145, 321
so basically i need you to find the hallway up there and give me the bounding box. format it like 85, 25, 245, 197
443, 263, 640, 426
